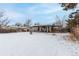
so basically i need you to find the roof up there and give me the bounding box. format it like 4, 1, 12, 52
33, 25, 61, 27
8, 26, 29, 29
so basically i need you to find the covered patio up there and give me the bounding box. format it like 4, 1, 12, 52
32, 25, 61, 32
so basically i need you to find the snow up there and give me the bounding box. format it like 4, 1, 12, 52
0, 32, 79, 56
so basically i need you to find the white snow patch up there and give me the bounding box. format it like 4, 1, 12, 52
0, 32, 78, 56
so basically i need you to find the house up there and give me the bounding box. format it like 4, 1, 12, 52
32, 25, 62, 32
10, 26, 30, 32
2, 25, 30, 32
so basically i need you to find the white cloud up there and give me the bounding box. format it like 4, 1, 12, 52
26, 4, 63, 15
24, 3, 63, 24
6, 10, 25, 19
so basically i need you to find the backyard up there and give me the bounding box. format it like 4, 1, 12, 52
0, 32, 79, 56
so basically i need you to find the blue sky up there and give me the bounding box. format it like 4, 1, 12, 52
0, 3, 76, 25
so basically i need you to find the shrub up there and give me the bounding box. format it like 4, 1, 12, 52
70, 27, 79, 41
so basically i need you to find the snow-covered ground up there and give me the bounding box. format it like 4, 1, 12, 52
0, 32, 79, 56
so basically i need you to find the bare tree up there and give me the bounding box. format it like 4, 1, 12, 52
0, 9, 10, 27
54, 15, 64, 27
24, 19, 32, 27
24, 18, 33, 34
15, 22, 22, 27
34, 22, 40, 25
53, 15, 66, 32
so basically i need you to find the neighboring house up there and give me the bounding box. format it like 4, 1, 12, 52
10, 26, 30, 32
32, 25, 62, 32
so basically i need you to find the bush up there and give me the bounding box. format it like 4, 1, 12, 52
70, 27, 79, 41
0, 28, 17, 33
